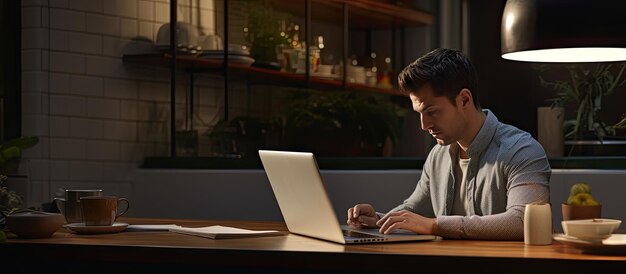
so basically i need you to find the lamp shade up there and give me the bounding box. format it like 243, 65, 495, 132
501, 0, 626, 62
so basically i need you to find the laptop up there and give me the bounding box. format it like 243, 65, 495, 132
259, 150, 437, 244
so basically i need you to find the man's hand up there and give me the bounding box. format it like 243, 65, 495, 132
376, 210, 437, 235
347, 204, 380, 228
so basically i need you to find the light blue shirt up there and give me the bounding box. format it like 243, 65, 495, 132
389, 110, 551, 240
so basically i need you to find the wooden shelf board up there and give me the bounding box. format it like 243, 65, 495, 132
271, 0, 434, 28
123, 53, 406, 97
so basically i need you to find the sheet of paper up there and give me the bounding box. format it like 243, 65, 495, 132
126, 224, 181, 231
169, 225, 281, 239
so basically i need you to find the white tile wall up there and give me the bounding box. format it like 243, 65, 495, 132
87, 98, 120, 119
120, 19, 139, 39
69, 0, 103, 13
86, 140, 120, 160
49, 0, 69, 8
154, 2, 169, 23
23, 0, 50, 7
50, 52, 85, 73
22, 72, 49, 93
68, 32, 103, 54
104, 79, 138, 99
138, 21, 155, 40
21, 0, 230, 209
50, 30, 69, 51
50, 95, 87, 116
49, 117, 69, 137
22, 29, 49, 49
28, 159, 51, 181
138, 1, 155, 21
104, 0, 138, 19
69, 118, 103, 139
70, 75, 103, 96
22, 114, 49, 137
22, 7, 43, 28
139, 82, 169, 102
21, 49, 43, 71
50, 9, 86, 31
86, 14, 120, 36
22, 93, 43, 115
120, 101, 139, 120
103, 121, 137, 140
49, 161, 70, 180
21, 137, 50, 159
50, 138, 87, 160
49, 73, 70, 93
84, 56, 125, 77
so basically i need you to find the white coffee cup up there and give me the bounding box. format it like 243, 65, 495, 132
524, 202, 553, 245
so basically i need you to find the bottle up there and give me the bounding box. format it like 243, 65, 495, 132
309, 45, 320, 73
377, 57, 393, 89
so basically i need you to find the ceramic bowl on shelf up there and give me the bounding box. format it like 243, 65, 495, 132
6, 211, 65, 238
155, 21, 201, 53
562, 218, 621, 240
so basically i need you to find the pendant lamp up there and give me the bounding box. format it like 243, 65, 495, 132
501, 0, 626, 62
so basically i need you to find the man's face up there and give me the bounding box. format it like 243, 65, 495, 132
409, 85, 466, 146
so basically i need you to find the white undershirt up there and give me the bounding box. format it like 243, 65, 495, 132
452, 158, 470, 216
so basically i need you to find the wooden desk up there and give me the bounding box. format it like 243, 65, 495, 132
3, 217, 626, 273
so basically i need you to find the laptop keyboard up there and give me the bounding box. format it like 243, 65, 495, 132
343, 229, 382, 238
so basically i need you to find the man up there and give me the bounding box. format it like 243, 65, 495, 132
347, 48, 551, 240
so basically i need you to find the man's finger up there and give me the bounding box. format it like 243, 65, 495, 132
357, 215, 375, 226
376, 211, 399, 226
352, 205, 361, 218
382, 221, 403, 234
378, 215, 403, 233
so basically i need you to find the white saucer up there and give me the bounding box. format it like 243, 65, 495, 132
553, 233, 626, 254
64, 222, 129, 234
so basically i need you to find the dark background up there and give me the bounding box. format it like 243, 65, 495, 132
468, 0, 626, 138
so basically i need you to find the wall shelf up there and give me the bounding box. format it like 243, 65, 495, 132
123, 53, 406, 97
122, 0, 430, 158
274, 0, 434, 29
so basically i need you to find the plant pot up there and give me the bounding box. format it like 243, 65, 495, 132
537, 106, 564, 157
561, 203, 602, 221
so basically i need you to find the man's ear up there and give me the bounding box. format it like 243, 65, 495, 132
458, 88, 473, 108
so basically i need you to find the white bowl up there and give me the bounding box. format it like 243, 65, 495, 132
155, 21, 200, 48
562, 218, 621, 240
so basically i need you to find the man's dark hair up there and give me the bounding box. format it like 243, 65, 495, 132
398, 48, 480, 109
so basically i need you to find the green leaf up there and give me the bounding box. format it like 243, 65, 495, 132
0, 136, 39, 151
0, 136, 39, 175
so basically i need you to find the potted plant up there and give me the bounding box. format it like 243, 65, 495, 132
540, 63, 626, 141
244, 0, 291, 69
281, 91, 404, 157
0, 136, 39, 217
0, 136, 39, 241
561, 182, 601, 221
207, 116, 267, 158
613, 114, 626, 137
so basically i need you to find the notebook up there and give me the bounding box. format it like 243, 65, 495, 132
258, 150, 437, 244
